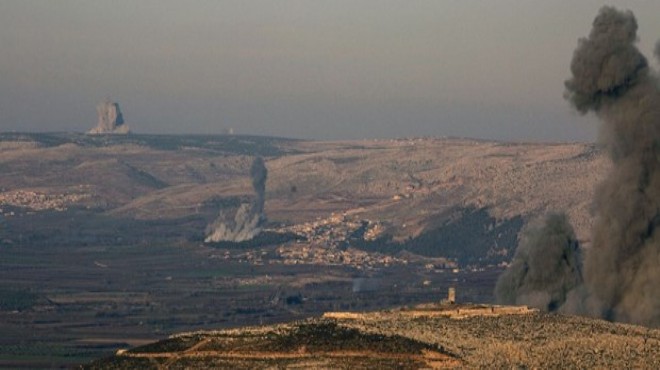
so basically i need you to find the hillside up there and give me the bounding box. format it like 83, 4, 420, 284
266, 138, 605, 242
0, 133, 606, 260
86, 304, 660, 369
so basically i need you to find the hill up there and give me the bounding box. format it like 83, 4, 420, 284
0, 133, 606, 265
85, 303, 660, 369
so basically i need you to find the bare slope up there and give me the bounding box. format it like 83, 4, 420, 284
0, 134, 606, 245
267, 138, 606, 242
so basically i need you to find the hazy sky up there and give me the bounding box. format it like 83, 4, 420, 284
2, 1, 660, 142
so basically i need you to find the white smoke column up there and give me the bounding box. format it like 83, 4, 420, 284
564, 6, 660, 326
88, 100, 130, 134
205, 157, 268, 243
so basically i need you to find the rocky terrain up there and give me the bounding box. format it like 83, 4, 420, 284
85, 303, 660, 369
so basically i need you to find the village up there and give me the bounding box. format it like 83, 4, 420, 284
0, 189, 90, 214
213, 212, 457, 270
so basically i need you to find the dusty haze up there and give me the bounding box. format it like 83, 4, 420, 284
2, 1, 660, 141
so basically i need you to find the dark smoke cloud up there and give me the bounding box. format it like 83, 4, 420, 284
564, 7, 647, 115
205, 157, 268, 243
495, 213, 582, 312
497, 7, 660, 326
250, 157, 267, 215
563, 6, 660, 326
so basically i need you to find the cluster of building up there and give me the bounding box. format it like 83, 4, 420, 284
209, 213, 413, 268
273, 244, 404, 269
275, 213, 386, 248
215, 244, 405, 270
0, 190, 89, 213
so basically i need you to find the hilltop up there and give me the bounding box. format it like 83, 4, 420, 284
86, 303, 660, 369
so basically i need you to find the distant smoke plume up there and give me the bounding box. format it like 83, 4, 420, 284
495, 213, 582, 311
88, 100, 130, 134
205, 157, 268, 243
250, 156, 267, 216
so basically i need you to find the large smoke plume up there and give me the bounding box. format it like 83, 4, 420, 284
205, 157, 268, 243
497, 6, 660, 327
495, 213, 582, 311
565, 6, 660, 326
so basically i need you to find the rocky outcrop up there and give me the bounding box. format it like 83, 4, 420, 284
88, 100, 130, 134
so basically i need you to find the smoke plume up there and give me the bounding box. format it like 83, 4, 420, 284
496, 7, 660, 326
250, 156, 267, 216
564, 6, 660, 326
88, 100, 130, 134
205, 157, 268, 243
495, 213, 582, 311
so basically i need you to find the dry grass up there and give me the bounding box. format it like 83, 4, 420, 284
87, 304, 660, 369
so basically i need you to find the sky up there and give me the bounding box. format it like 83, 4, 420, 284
1, 1, 660, 142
